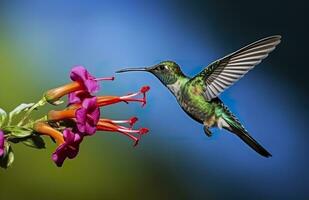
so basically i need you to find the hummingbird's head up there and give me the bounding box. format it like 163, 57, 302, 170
116, 61, 185, 85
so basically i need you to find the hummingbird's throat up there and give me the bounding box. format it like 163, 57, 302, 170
167, 79, 183, 95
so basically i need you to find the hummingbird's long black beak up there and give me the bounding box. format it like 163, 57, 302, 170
116, 66, 153, 73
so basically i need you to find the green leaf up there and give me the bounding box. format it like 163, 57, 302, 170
9, 103, 34, 117
0, 108, 7, 127
8, 103, 34, 125
0, 143, 14, 169
10, 127, 33, 138
7, 148, 14, 168
22, 135, 45, 149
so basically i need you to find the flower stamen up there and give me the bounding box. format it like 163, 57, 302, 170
97, 86, 150, 107
94, 76, 115, 81
101, 117, 138, 128
97, 119, 149, 146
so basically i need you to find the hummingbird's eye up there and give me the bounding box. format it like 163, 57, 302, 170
159, 65, 165, 70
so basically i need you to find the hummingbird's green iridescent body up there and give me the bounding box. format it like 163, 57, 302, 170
153, 61, 232, 131
117, 35, 282, 157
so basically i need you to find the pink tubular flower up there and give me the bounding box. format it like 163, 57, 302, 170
70, 66, 100, 94
0, 130, 5, 157
2, 64, 151, 168
45, 66, 114, 105
52, 128, 83, 167
43, 66, 151, 166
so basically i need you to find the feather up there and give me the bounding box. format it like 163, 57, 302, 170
190, 35, 281, 100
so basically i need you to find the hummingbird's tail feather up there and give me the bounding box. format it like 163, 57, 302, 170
225, 123, 272, 157
220, 105, 272, 157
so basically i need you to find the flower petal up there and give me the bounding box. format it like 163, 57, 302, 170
52, 144, 67, 167
68, 90, 92, 105
73, 132, 83, 143
85, 122, 97, 135
70, 66, 99, 94
84, 79, 100, 94
82, 97, 98, 112
63, 129, 75, 143
0, 130, 4, 157
76, 97, 100, 134
76, 108, 87, 133
67, 147, 79, 159
90, 107, 100, 124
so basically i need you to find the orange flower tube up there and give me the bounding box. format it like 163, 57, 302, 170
33, 122, 65, 145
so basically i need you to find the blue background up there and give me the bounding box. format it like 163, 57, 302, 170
0, 0, 308, 199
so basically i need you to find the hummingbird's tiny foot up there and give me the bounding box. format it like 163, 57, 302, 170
203, 126, 212, 137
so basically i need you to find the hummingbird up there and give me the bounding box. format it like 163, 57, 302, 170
116, 35, 281, 157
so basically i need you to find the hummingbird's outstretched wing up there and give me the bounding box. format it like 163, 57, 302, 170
190, 35, 281, 100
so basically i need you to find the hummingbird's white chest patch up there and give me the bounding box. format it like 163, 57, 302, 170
167, 80, 182, 96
